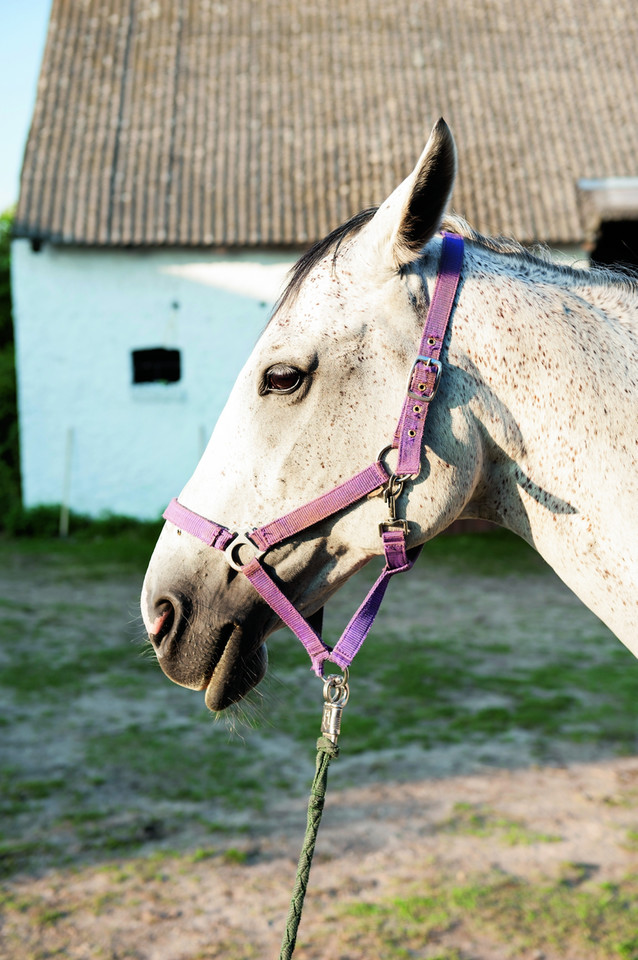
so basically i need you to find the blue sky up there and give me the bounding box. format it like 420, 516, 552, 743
0, 0, 53, 212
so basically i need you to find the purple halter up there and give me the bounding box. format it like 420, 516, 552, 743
163, 233, 464, 676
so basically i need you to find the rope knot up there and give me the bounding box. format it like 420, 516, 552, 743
316, 735, 340, 759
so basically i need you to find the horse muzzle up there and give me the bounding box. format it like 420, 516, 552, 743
141, 543, 275, 710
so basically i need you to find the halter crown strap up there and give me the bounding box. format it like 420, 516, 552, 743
394, 232, 464, 476
162, 233, 463, 676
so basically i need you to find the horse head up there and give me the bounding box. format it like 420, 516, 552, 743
140, 120, 484, 709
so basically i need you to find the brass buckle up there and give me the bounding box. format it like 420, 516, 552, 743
406, 356, 442, 401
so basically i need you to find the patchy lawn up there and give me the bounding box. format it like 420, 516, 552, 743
1, 527, 637, 958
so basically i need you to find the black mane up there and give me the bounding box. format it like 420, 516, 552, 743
272, 207, 378, 317
273, 206, 638, 326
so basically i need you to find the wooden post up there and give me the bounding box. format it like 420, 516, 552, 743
59, 427, 73, 538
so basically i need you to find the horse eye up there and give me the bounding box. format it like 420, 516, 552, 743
264, 365, 303, 394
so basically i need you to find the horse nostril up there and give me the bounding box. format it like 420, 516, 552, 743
149, 600, 175, 650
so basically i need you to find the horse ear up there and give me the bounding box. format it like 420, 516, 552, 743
368, 118, 457, 269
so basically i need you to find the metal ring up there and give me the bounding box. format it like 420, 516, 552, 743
376, 444, 396, 469
322, 668, 350, 706
385, 473, 404, 496
377, 446, 415, 485
223, 533, 265, 572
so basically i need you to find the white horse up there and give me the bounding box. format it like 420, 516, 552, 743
141, 120, 638, 711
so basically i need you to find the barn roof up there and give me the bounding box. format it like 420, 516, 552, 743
13, 0, 638, 248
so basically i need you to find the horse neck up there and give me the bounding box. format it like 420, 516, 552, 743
447, 244, 638, 650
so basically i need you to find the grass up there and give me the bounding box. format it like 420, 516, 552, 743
0, 841, 636, 958
0, 512, 163, 575
318, 872, 638, 960
83, 724, 267, 807
0, 525, 637, 880
440, 801, 561, 845
265, 565, 638, 760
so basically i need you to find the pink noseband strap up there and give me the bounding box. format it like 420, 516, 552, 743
163, 233, 463, 676
251, 461, 391, 551
163, 498, 235, 550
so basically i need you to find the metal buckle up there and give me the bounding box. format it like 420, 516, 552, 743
378, 473, 409, 536
224, 532, 266, 572
321, 668, 350, 744
379, 518, 409, 535
406, 356, 442, 402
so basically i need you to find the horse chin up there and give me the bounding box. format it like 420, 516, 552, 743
204, 639, 268, 712
153, 616, 269, 712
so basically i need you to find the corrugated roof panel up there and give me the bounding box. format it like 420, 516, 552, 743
14, 0, 638, 247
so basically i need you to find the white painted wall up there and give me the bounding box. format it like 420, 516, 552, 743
11, 242, 295, 519
11, 239, 588, 521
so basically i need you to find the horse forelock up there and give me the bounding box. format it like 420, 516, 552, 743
271, 207, 379, 321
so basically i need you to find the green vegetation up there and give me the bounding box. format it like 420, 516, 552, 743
0, 209, 19, 523
440, 801, 561, 845
0, 512, 162, 567
320, 873, 638, 960
6, 839, 633, 959
222, 847, 249, 865
265, 530, 638, 762
1, 501, 165, 542
0, 527, 636, 889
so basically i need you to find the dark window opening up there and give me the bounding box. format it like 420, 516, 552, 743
590, 220, 638, 269
132, 348, 181, 384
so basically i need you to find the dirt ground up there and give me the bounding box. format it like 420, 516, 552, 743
4, 757, 638, 959
1, 535, 638, 959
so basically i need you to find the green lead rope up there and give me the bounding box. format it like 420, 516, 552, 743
278, 736, 339, 960
279, 670, 349, 959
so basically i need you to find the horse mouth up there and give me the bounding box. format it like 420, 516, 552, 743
149, 603, 268, 712
203, 626, 268, 712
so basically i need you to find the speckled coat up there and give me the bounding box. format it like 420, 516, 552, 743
142, 120, 637, 711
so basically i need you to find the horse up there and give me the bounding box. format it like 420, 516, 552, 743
141, 119, 638, 712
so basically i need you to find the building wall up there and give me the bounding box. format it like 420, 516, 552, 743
11, 242, 295, 519
11, 239, 588, 522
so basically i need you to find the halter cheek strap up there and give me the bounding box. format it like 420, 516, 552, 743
163, 232, 464, 676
